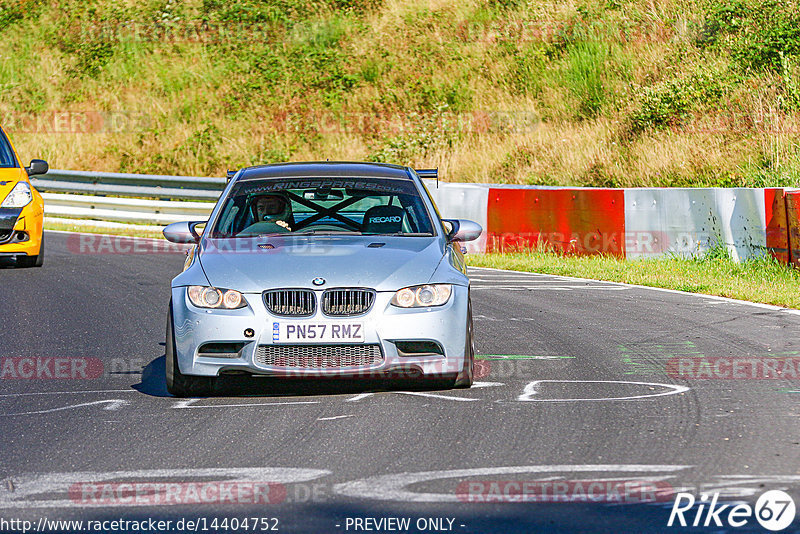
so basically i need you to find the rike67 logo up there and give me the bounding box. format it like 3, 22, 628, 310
668, 490, 796, 531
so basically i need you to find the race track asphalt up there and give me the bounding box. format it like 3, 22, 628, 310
1, 232, 799, 533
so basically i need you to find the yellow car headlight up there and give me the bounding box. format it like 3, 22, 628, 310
1, 182, 32, 208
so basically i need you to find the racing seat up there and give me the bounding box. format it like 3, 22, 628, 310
362, 205, 406, 234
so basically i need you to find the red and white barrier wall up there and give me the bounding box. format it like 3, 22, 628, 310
624, 188, 767, 261
424, 181, 489, 254
429, 181, 800, 264
486, 186, 625, 256
787, 191, 800, 267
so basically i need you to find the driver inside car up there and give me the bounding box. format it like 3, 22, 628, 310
239, 193, 294, 235
255, 194, 292, 229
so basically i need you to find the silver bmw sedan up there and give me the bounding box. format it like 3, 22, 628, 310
162, 162, 482, 397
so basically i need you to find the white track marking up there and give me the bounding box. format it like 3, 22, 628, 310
171, 399, 318, 409
395, 391, 479, 402
334, 465, 690, 502
469, 278, 604, 283
0, 399, 130, 416
471, 381, 504, 388
471, 286, 569, 291
346, 393, 374, 402
0, 468, 330, 509
471, 285, 627, 291
0, 390, 135, 398
699, 475, 800, 498
317, 415, 354, 421
479, 354, 568, 359
469, 266, 800, 315
517, 380, 690, 402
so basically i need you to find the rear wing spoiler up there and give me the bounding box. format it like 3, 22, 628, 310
415, 168, 438, 187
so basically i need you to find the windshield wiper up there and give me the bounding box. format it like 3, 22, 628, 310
363, 232, 433, 237
292, 230, 362, 235
211, 232, 286, 238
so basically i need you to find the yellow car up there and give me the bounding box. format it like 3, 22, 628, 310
0, 126, 47, 267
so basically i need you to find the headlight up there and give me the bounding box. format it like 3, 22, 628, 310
1, 182, 33, 208
187, 286, 246, 309
391, 284, 452, 308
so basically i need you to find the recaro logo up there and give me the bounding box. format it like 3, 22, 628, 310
369, 216, 401, 224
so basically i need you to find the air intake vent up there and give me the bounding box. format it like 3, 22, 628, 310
255, 344, 383, 368
395, 341, 444, 357
263, 289, 316, 317
198, 342, 245, 358
322, 289, 376, 317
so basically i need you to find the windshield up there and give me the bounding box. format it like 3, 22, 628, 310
0, 129, 18, 168
211, 176, 436, 238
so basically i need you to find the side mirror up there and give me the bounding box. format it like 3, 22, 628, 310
443, 219, 483, 243
163, 221, 205, 244
25, 159, 49, 176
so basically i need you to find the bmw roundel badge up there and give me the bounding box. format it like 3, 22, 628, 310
312, 277, 326, 286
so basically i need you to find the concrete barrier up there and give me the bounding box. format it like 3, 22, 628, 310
785, 191, 800, 268
424, 181, 489, 254
486, 187, 625, 256
624, 189, 767, 261
765, 188, 791, 264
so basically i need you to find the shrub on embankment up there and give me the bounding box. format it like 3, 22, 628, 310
1, 0, 799, 187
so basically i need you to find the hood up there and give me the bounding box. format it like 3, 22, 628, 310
198, 235, 445, 292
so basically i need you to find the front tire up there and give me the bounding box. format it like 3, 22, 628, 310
453, 297, 475, 388
165, 301, 216, 397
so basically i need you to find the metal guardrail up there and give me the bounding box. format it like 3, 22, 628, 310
30, 169, 472, 232
32, 169, 224, 227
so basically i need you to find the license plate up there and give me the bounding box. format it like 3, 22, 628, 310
272, 321, 365, 343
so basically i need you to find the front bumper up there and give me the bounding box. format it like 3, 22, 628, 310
0, 202, 43, 257
170, 285, 469, 380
